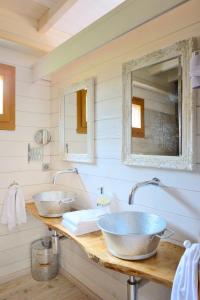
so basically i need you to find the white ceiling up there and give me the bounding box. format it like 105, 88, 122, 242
0, 0, 126, 55
52, 0, 126, 37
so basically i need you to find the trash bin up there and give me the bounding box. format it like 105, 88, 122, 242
31, 236, 58, 281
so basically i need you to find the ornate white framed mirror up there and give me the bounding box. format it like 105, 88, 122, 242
60, 78, 94, 163
122, 38, 197, 170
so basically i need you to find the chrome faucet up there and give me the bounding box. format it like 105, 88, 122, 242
52, 168, 78, 184
128, 177, 160, 205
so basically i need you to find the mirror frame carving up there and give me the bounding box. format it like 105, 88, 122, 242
60, 78, 95, 163
122, 38, 197, 170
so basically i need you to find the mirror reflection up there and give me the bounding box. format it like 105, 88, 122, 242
65, 88, 88, 155
131, 57, 181, 156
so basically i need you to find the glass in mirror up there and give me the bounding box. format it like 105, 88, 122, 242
65, 88, 88, 155
131, 57, 181, 156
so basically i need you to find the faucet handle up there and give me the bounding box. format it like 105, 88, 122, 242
74, 168, 78, 174
152, 177, 160, 184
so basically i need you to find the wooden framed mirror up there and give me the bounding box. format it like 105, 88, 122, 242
60, 78, 94, 163
122, 38, 197, 170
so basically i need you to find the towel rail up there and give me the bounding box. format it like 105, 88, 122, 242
193, 50, 200, 56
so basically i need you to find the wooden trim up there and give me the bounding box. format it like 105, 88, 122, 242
132, 96, 144, 138
38, 0, 78, 33
76, 89, 87, 134
0, 64, 15, 130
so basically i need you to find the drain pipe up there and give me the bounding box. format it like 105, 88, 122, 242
51, 230, 59, 255
127, 276, 139, 300
48, 228, 66, 255
127, 276, 148, 300
49, 228, 145, 300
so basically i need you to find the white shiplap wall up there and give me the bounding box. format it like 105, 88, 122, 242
50, 1, 200, 299
0, 46, 50, 283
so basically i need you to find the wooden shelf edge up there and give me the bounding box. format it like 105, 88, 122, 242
26, 202, 185, 287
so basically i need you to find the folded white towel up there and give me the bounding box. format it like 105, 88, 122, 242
1, 185, 27, 230
63, 208, 108, 225
171, 243, 200, 300
190, 53, 200, 88
62, 219, 100, 236
62, 207, 109, 236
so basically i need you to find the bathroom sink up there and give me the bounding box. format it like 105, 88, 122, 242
32, 191, 75, 217
98, 211, 173, 260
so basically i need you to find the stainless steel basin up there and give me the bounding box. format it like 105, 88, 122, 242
98, 211, 173, 260
32, 191, 75, 217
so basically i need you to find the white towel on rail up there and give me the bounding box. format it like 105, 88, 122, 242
15, 186, 27, 225
171, 243, 200, 300
1, 185, 27, 230
1, 185, 16, 230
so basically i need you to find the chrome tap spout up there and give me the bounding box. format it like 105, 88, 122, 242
128, 178, 160, 205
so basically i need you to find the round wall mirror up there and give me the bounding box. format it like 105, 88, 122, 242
34, 129, 51, 145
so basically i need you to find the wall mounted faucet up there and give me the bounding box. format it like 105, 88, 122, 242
52, 168, 78, 184
128, 177, 161, 205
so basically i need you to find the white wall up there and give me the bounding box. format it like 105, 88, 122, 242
0, 46, 50, 283
0, 0, 199, 298
50, 0, 200, 299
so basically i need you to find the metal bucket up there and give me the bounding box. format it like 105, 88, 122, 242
33, 191, 75, 217
31, 237, 58, 281
98, 211, 174, 260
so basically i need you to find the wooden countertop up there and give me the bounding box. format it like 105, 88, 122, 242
27, 203, 184, 287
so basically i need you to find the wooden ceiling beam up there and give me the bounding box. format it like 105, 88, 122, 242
0, 8, 53, 53
33, 0, 189, 80
38, 0, 78, 33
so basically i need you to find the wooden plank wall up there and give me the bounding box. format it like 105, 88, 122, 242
49, 1, 200, 299
0, 46, 50, 283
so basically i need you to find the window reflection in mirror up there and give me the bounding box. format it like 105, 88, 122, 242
0, 76, 3, 114
132, 97, 144, 138
76, 89, 87, 134
65, 88, 88, 155
0, 64, 15, 130
131, 57, 181, 156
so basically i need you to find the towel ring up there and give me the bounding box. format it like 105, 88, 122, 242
183, 240, 192, 249
193, 50, 200, 56
9, 181, 19, 188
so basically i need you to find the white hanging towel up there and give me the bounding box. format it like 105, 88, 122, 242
15, 186, 27, 225
190, 53, 200, 89
171, 242, 200, 300
1, 185, 27, 230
